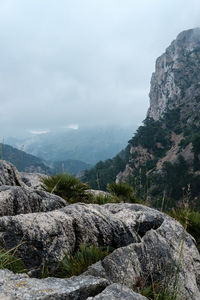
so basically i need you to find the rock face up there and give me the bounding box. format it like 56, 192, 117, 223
0, 160, 67, 217
113, 28, 200, 205
0, 185, 66, 217
0, 270, 109, 300
85, 205, 200, 299
87, 283, 148, 299
0, 202, 199, 298
148, 28, 200, 120
0, 160, 25, 187
0, 160, 200, 299
21, 172, 48, 189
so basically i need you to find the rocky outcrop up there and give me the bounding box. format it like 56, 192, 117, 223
0, 270, 109, 300
0, 185, 66, 217
0, 160, 200, 299
0, 161, 66, 216
21, 172, 48, 189
87, 283, 148, 299
85, 205, 200, 299
115, 28, 200, 203
148, 28, 200, 121
0, 202, 199, 298
0, 160, 25, 187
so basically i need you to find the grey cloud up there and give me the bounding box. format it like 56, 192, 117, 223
0, 0, 200, 137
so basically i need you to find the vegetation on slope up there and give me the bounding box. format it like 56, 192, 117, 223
83, 148, 130, 190
83, 106, 200, 209
0, 143, 51, 173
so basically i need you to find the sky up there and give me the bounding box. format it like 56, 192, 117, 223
0, 0, 200, 138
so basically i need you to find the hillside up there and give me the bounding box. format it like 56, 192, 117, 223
0, 143, 91, 176
0, 143, 51, 173
84, 28, 200, 208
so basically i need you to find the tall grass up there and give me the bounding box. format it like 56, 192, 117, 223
44, 243, 110, 278
0, 248, 26, 273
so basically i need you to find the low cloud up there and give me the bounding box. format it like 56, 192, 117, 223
0, 0, 200, 137
29, 130, 50, 135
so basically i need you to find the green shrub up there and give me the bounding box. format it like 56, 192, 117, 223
170, 208, 200, 251
0, 249, 26, 273
42, 173, 90, 203
107, 182, 136, 202
90, 193, 118, 205
55, 243, 110, 278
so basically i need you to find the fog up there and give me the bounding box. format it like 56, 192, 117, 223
0, 0, 200, 137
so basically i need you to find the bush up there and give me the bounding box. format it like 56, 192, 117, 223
0, 249, 26, 273
90, 194, 118, 205
55, 243, 110, 277
170, 208, 200, 251
107, 182, 136, 202
42, 173, 90, 203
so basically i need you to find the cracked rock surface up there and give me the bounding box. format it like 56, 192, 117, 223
0, 270, 109, 300
0, 185, 66, 216
87, 283, 148, 299
0, 161, 200, 299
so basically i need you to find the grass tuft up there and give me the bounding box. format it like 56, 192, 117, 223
53, 243, 110, 278
0, 249, 26, 273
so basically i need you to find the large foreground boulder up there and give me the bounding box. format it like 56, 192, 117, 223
0, 203, 199, 298
86, 207, 200, 300
0, 270, 109, 300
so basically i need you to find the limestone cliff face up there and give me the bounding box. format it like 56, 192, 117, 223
116, 28, 200, 202
84, 28, 200, 200
148, 28, 200, 121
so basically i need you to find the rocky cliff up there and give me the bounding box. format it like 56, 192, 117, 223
148, 28, 200, 121
114, 28, 200, 205
0, 160, 200, 299
84, 28, 200, 204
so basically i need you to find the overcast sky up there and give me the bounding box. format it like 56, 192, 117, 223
0, 0, 200, 137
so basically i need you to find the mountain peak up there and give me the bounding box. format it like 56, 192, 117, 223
148, 27, 200, 120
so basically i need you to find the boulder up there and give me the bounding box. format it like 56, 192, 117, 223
0, 270, 109, 300
86, 209, 200, 300
0, 185, 66, 217
0, 160, 24, 187
87, 283, 148, 299
0, 204, 143, 270
21, 172, 48, 189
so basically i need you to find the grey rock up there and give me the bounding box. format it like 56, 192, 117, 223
0, 160, 25, 187
87, 283, 148, 299
0, 203, 144, 270
148, 28, 200, 120
0, 210, 76, 270
21, 172, 48, 189
0, 203, 162, 271
0, 185, 66, 217
0, 270, 108, 300
87, 215, 200, 299
0, 202, 199, 298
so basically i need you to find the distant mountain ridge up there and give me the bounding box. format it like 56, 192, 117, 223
0, 143, 51, 174
0, 143, 91, 175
